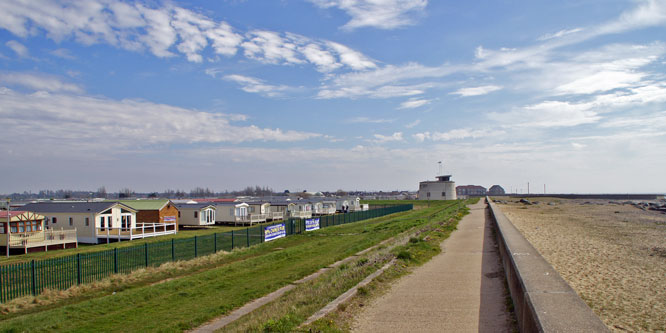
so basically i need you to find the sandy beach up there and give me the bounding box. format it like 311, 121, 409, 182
497, 198, 666, 332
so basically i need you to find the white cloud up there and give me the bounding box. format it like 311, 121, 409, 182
0, 72, 83, 93
308, 0, 428, 30
413, 128, 504, 142
206, 69, 297, 98
489, 101, 601, 128
0, 88, 320, 152
348, 117, 395, 124
398, 98, 431, 109
5, 40, 28, 57
537, 28, 583, 41
556, 70, 645, 95
372, 132, 404, 143
50, 48, 76, 60
450, 85, 502, 97
405, 119, 421, 128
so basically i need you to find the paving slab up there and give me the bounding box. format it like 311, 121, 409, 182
352, 201, 511, 332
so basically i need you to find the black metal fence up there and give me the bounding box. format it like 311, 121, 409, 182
0, 204, 412, 303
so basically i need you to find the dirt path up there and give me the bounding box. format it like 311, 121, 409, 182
352, 201, 512, 332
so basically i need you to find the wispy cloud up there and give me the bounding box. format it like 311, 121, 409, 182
450, 85, 502, 97
0, 72, 83, 93
5, 40, 29, 57
537, 28, 583, 41
348, 117, 395, 124
413, 128, 504, 142
0, 87, 321, 154
208, 72, 296, 98
308, 0, 428, 30
398, 98, 431, 109
372, 132, 404, 143
405, 119, 421, 128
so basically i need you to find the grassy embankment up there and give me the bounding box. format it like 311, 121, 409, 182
0, 200, 460, 332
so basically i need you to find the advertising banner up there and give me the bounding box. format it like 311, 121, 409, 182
264, 223, 286, 242
163, 216, 176, 222
305, 218, 320, 231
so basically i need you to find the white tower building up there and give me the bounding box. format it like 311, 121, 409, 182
418, 174, 457, 200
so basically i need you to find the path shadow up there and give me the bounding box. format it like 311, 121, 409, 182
478, 200, 516, 332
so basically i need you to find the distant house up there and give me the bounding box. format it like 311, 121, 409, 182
456, 185, 487, 197
20, 202, 176, 244
175, 204, 216, 227
1, 210, 77, 254
488, 185, 506, 195
117, 199, 179, 230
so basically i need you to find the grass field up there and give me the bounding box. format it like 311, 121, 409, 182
0, 201, 462, 332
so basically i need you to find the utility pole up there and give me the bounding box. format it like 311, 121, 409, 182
544, 184, 546, 194
528, 182, 530, 195
5, 198, 10, 257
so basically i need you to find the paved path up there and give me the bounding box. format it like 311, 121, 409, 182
352, 200, 512, 332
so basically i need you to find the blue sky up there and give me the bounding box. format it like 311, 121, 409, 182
1, 0, 665, 194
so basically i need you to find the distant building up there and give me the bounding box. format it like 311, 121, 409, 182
418, 175, 457, 200
488, 185, 506, 195
456, 185, 487, 197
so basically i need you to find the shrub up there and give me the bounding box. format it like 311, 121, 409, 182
397, 250, 412, 260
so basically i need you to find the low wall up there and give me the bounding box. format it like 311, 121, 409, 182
486, 197, 609, 332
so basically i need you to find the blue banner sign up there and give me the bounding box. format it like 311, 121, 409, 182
305, 218, 320, 231
264, 223, 286, 242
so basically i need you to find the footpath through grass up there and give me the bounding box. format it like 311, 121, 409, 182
0, 202, 456, 332
223, 201, 468, 332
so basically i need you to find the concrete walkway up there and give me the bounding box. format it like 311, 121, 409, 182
352, 200, 512, 332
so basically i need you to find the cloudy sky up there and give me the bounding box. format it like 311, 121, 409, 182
1, 0, 665, 194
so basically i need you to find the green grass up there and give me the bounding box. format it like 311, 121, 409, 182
0, 205, 454, 332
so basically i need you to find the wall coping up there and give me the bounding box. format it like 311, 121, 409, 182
487, 197, 609, 332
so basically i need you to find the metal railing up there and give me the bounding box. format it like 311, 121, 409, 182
96, 223, 177, 241
5, 229, 78, 248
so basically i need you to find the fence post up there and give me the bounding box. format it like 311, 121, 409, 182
214, 233, 218, 252
194, 236, 198, 257
114, 248, 118, 274
246, 228, 249, 247
76, 254, 81, 285
231, 230, 234, 249
31, 260, 36, 296
144, 243, 149, 267
171, 239, 175, 261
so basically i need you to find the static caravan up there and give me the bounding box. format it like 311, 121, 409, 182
117, 199, 179, 231
0, 210, 77, 254
175, 204, 216, 227
336, 199, 350, 213
245, 200, 283, 221
20, 202, 175, 244
213, 202, 264, 226
290, 200, 313, 219
348, 197, 362, 211
311, 199, 336, 215
266, 201, 296, 220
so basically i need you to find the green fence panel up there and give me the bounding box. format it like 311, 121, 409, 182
173, 238, 195, 261
197, 234, 216, 257
148, 241, 172, 267
217, 232, 233, 252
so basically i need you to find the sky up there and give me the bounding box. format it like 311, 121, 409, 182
0, 0, 665, 194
